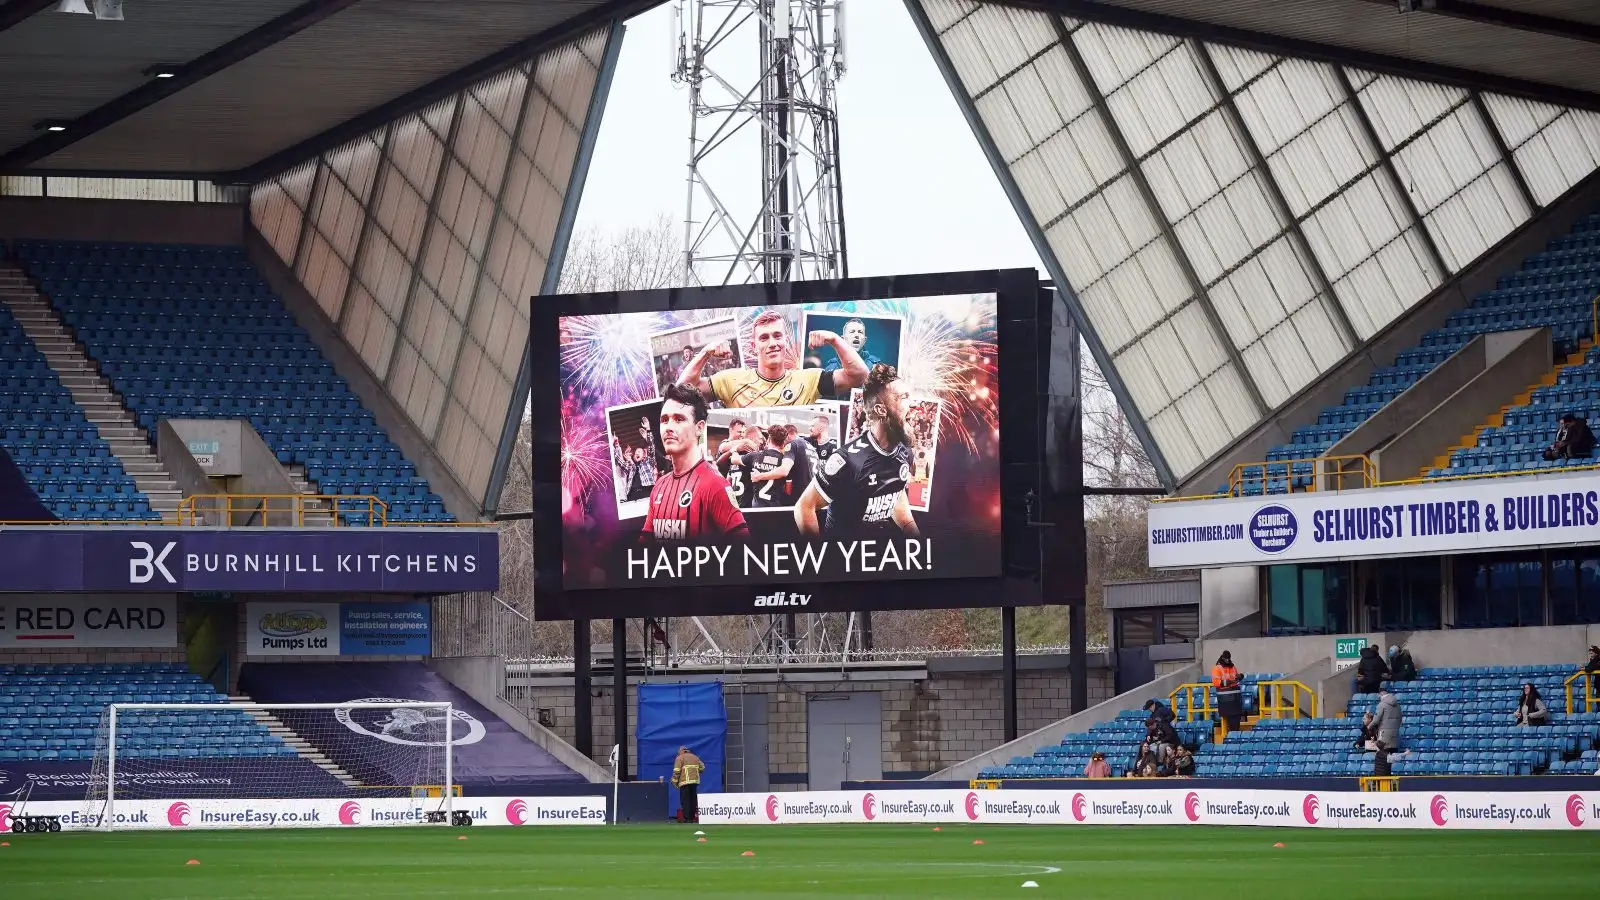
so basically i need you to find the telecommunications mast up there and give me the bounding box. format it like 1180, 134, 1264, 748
673, 0, 848, 286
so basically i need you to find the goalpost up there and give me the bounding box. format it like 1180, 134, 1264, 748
84, 702, 455, 830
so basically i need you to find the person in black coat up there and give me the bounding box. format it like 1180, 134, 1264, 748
1354, 645, 1389, 694
1142, 698, 1176, 728
1544, 413, 1596, 461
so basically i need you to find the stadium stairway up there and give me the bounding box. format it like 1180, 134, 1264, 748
1427, 343, 1600, 478
1222, 209, 1600, 496
10, 240, 454, 523
1194, 665, 1600, 778
228, 690, 359, 788
0, 262, 180, 519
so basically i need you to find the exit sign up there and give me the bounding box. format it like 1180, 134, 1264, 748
1333, 637, 1366, 673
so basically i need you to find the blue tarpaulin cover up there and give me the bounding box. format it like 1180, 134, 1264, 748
637, 682, 726, 817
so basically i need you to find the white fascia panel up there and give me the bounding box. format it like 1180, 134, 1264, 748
923, 0, 978, 32
1206, 43, 1276, 94
1266, 105, 1375, 217
1355, 73, 1465, 152
963, 2, 1054, 77
1072, 22, 1177, 97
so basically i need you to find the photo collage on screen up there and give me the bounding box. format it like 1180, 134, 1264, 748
557, 294, 1000, 589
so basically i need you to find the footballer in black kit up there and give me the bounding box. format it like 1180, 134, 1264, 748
746, 438, 787, 508
795, 364, 920, 537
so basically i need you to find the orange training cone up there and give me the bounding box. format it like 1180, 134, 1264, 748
186, 860, 201, 866
1273, 842, 1285, 848
742, 850, 756, 857
697, 837, 707, 843
932, 827, 941, 832
972, 839, 985, 845
458, 836, 469, 841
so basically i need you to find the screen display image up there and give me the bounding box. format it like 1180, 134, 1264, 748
556, 293, 1001, 590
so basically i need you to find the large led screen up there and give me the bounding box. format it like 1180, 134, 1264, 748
555, 293, 1002, 591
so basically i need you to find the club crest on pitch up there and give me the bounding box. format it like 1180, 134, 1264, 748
334, 697, 487, 747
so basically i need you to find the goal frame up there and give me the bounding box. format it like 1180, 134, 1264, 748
98, 702, 454, 829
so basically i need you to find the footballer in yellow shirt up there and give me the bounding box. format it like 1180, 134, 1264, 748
679, 309, 869, 408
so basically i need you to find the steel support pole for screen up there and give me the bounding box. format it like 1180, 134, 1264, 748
574, 620, 592, 758
1001, 606, 1018, 742
1070, 604, 1088, 713
613, 618, 629, 782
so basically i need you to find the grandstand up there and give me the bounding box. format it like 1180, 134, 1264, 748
2, 0, 1600, 857
6, 240, 452, 523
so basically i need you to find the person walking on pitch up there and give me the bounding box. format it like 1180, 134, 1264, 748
672, 745, 705, 823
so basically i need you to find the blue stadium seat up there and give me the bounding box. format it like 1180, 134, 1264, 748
11, 241, 453, 522
1216, 210, 1600, 495
0, 663, 291, 761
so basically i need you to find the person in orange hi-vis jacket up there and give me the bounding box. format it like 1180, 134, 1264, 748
1211, 650, 1244, 732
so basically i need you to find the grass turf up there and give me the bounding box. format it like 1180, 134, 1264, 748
2, 824, 1597, 898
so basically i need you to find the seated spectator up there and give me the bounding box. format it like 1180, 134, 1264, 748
1354, 644, 1389, 693
1372, 689, 1402, 751
1083, 751, 1111, 779
1387, 645, 1417, 681
1543, 413, 1595, 461
1585, 646, 1600, 674
1169, 745, 1195, 777
1147, 715, 1180, 751
1142, 697, 1176, 727
1353, 711, 1377, 751
1514, 683, 1549, 727
1134, 735, 1167, 776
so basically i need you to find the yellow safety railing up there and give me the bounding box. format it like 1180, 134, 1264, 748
1159, 453, 1600, 501
1254, 680, 1318, 719
1170, 683, 1217, 723
1565, 671, 1598, 714
177, 493, 388, 528
1360, 776, 1399, 792
970, 779, 1001, 790
1169, 681, 1317, 723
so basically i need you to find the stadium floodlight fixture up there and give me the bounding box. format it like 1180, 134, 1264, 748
143, 64, 181, 79
35, 119, 70, 133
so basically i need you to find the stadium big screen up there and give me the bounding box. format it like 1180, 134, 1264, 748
530, 269, 1056, 619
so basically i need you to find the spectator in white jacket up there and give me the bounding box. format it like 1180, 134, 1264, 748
1514, 683, 1549, 727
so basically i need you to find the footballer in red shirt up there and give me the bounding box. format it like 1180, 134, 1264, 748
641, 383, 750, 542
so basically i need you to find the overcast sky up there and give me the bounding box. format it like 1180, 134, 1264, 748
572, 1, 1044, 279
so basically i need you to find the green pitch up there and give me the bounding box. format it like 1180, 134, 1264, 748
4, 825, 1597, 899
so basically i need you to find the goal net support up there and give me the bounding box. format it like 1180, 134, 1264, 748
84, 702, 454, 830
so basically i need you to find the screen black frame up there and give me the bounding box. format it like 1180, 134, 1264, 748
529, 268, 1049, 620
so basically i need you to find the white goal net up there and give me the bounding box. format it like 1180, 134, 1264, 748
83, 702, 455, 829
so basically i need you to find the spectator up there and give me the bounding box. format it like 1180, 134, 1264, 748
1142, 697, 1176, 727
1388, 645, 1417, 681
1371, 689, 1402, 751
1584, 646, 1600, 674
1354, 644, 1389, 694
1514, 683, 1549, 727
1543, 413, 1595, 462
1353, 711, 1377, 751
1134, 734, 1167, 776
1169, 745, 1196, 777
1148, 715, 1180, 751
1083, 751, 1111, 779
1372, 741, 1395, 777
1211, 651, 1244, 731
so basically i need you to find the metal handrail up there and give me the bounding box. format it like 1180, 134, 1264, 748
1168, 680, 1317, 722
1565, 671, 1598, 715
176, 493, 388, 528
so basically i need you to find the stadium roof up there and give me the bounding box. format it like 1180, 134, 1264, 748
911, 0, 1600, 488
0, 0, 650, 180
